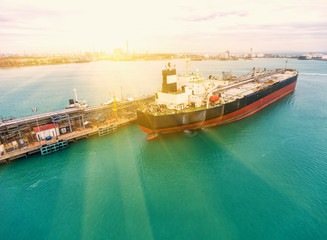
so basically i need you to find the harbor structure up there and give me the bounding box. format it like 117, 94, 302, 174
33, 123, 59, 141
0, 94, 154, 164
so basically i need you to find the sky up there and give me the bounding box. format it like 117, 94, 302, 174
0, 0, 326, 54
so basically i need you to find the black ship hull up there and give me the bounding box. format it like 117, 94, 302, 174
137, 74, 298, 134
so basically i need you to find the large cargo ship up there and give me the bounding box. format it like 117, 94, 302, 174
137, 61, 298, 136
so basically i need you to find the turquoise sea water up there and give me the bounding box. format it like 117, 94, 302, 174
0, 59, 327, 239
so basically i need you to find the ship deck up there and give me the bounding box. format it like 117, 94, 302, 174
141, 69, 298, 116
221, 70, 297, 102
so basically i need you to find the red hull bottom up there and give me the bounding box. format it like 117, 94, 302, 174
139, 82, 297, 134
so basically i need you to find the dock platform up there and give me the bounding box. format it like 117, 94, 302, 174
0, 117, 136, 164
0, 94, 154, 165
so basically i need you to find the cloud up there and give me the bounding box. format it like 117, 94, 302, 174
178, 11, 248, 22
0, 22, 48, 31
0, 32, 47, 38
0, 0, 326, 53
0, 5, 62, 27
247, 22, 327, 31
0, 6, 63, 37
0, 17, 10, 23
3, 5, 61, 18
209, 21, 327, 40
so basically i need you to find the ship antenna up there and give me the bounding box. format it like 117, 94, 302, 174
73, 88, 79, 102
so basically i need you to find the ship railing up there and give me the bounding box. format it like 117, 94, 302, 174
211, 69, 285, 94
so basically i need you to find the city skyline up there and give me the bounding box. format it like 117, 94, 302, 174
1, 0, 327, 54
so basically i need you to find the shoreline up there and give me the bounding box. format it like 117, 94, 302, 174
0, 57, 297, 70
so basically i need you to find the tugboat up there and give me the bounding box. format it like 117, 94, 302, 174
137, 61, 298, 139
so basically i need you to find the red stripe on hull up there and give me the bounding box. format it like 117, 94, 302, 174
139, 81, 297, 134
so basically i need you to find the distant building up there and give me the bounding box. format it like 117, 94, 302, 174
264, 54, 272, 58
126, 40, 129, 56
299, 53, 326, 60
113, 48, 124, 58
218, 50, 230, 59
33, 123, 59, 141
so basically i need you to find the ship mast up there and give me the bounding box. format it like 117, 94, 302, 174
73, 88, 79, 102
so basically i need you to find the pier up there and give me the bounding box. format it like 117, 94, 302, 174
0, 95, 154, 164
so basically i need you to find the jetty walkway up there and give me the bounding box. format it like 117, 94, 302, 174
0, 95, 153, 164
